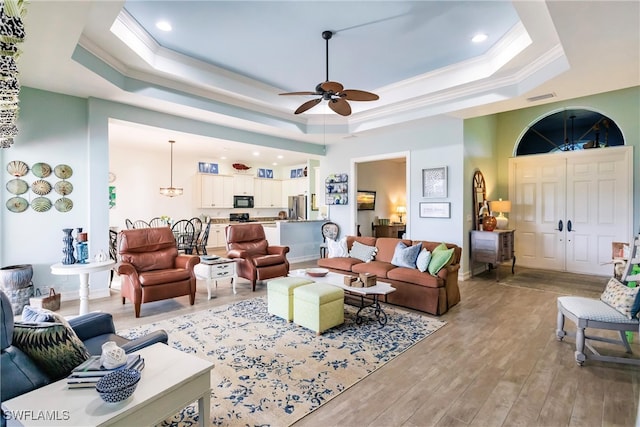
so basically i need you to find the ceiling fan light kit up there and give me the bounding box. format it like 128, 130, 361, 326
280, 30, 379, 116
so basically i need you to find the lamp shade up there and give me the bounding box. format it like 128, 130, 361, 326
491, 199, 511, 213
396, 206, 406, 214
491, 199, 511, 229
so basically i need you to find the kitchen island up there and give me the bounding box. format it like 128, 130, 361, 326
262, 220, 325, 262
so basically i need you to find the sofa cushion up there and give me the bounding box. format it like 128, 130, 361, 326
12, 322, 91, 381
318, 256, 362, 272
22, 305, 69, 326
428, 244, 455, 276
387, 267, 444, 288
600, 277, 640, 319
352, 260, 396, 279
391, 242, 422, 268
416, 249, 432, 273
375, 238, 412, 263
327, 237, 348, 258
349, 241, 378, 262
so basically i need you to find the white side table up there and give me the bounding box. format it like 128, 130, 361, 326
194, 258, 236, 299
50, 260, 115, 315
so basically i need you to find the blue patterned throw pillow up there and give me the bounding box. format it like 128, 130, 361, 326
391, 242, 422, 268
600, 277, 640, 319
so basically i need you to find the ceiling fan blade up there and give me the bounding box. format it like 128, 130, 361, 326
320, 81, 344, 93
341, 90, 379, 101
294, 98, 322, 114
279, 91, 318, 96
329, 98, 351, 116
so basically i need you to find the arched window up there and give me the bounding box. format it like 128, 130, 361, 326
516, 108, 624, 156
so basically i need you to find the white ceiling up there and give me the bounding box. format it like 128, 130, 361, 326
18, 1, 640, 165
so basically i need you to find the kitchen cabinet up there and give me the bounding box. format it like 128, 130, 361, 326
254, 178, 283, 208
470, 229, 515, 281
233, 174, 254, 195
209, 223, 228, 248
196, 174, 233, 208
281, 177, 308, 206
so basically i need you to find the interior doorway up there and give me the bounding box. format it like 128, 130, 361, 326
350, 152, 410, 238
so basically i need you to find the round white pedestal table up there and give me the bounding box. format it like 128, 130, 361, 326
50, 260, 115, 315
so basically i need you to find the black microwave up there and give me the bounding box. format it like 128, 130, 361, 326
233, 195, 254, 208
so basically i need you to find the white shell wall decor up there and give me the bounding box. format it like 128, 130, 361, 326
5, 161, 73, 212
6, 178, 27, 195
54, 180, 72, 196
54, 197, 73, 213
31, 162, 52, 178
31, 197, 52, 212
31, 179, 52, 196
6, 160, 28, 177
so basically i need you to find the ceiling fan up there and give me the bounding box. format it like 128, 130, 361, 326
279, 30, 379, 116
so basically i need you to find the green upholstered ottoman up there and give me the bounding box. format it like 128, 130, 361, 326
267, 277, 314, 321
293, 283, 344, 335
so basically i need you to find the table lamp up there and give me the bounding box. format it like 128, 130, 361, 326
396, 205, 406, 223
491, 198, 511, 229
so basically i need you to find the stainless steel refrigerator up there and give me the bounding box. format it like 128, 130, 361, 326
288, 195, 307, 220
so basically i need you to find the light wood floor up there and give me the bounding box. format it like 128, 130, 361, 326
58, 262, 640, 427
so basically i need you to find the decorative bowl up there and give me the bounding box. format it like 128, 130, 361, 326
306, 268, 329, 277
95, 369, 141, 403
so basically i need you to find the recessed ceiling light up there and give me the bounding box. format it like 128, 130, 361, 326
277, 155, 283, 159
220, 156, 227, 160
253, 151, 260, 156
472, 33, 488, 43
272, 162, 278, 166
156, 21, 172, 32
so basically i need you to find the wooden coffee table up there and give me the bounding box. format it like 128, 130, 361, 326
2, 344, 213, 426
289, 269, 396, 327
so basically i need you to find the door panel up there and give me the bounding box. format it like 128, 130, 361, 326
509, 146, 632, 276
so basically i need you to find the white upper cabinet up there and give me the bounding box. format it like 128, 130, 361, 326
196, 174, 233, 208
254, 179, 283, 208
233, 174, 254, 195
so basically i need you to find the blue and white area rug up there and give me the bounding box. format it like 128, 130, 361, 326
120, 297, 446, 426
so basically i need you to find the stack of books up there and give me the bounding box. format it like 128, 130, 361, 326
67, 354, 145, 389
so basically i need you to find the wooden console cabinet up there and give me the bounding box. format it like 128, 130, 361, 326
470, 229, 515, 281
373, 224, 406, 238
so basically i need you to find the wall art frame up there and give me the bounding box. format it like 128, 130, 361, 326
419, 202, 451, 218
422, 166, 447, 198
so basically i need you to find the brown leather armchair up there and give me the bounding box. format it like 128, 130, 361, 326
225, 224, 290, 291
117, 228, 200, 317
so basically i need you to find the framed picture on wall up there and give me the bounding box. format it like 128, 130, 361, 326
422, 166, 447, 198
419, 202, 450, 218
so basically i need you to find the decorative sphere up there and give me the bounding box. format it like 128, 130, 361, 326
482, 216, 497, 231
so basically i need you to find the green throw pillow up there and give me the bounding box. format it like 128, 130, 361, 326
428, 246, 454, 275
12, 322, 91, 381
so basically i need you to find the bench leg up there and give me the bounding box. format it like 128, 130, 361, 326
556, 309, 566, 341
575, 327, 586, 366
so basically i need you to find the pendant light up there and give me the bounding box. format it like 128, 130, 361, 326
159, 140, 183, 197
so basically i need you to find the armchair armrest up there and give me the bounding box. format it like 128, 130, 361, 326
227, 248, 248, 259
68, 312, 116, 341
268, 245, 289, 256
175, 254, 200, 270
120, 330, 169, 353
116, 262, 138, 277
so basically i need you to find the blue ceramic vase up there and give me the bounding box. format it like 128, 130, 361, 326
62, 228, 76, 265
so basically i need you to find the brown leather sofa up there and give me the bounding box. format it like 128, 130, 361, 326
117, 228, 200, 317
317, 236, 461, 315
226, 223, 290, 291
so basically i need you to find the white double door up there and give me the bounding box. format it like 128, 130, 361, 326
508, 146, 632, 276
